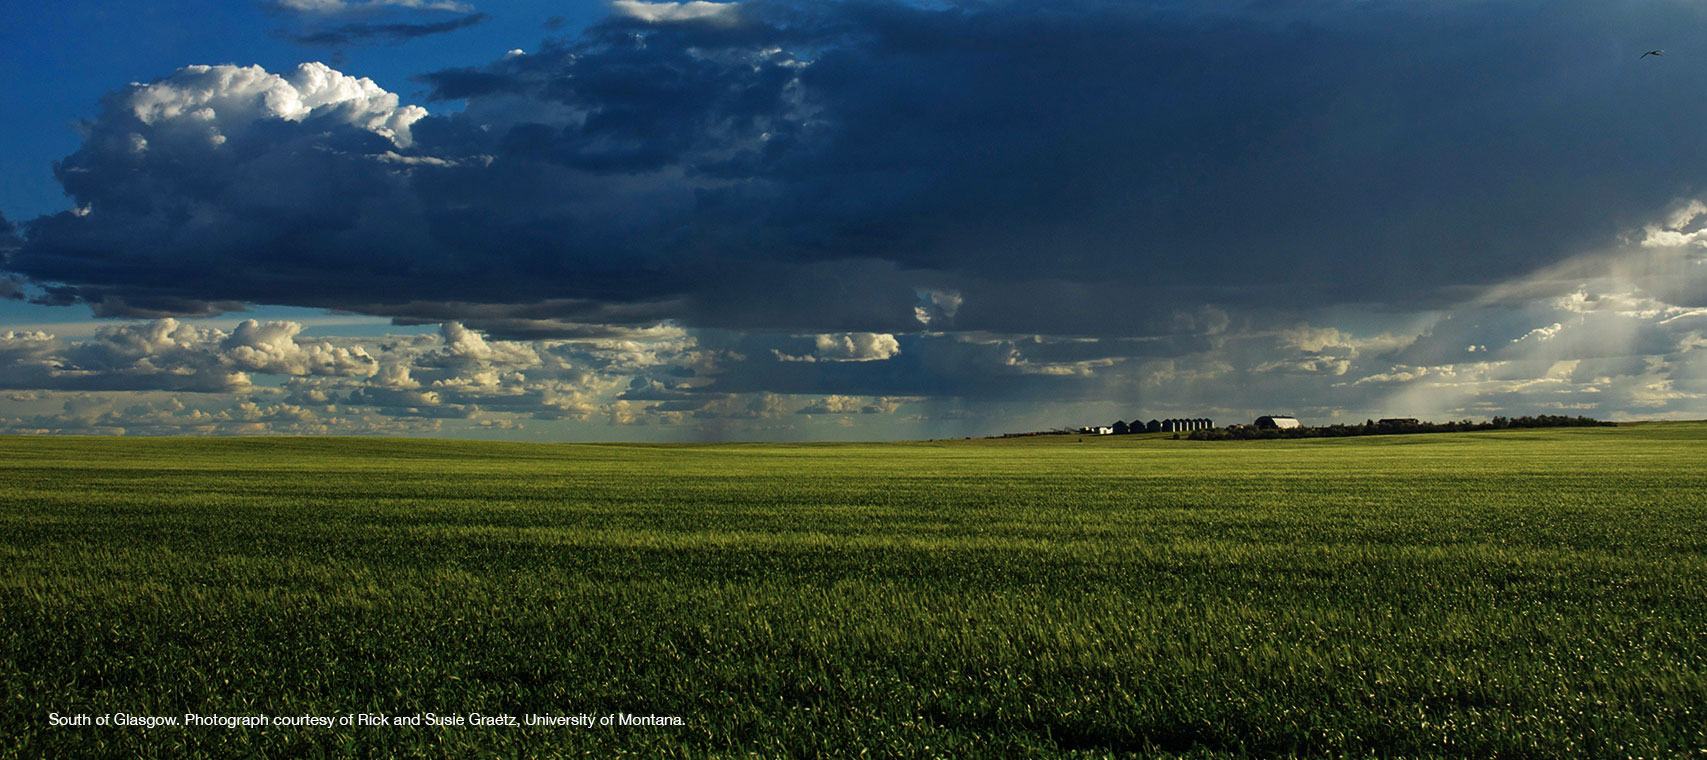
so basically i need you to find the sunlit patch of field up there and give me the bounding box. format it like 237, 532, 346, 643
3, 424, 1704, 757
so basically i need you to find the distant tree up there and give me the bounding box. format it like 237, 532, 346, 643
1189, 414, 1610, 440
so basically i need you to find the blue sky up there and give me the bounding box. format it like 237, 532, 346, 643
1, 0, 1705, 439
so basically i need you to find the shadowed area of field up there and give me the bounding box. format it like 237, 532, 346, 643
3, 424, 1705, 757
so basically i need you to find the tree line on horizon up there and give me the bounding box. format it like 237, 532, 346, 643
1185, 414, 1615, 441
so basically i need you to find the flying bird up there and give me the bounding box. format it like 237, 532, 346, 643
1641, 50, 1666, 59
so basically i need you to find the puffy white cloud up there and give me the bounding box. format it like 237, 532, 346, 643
54, 320, 251, 392
435, 321, 541, 368
0, 392, 444, 437
371, 361, 421, 390
776, 333, 901, 363
815, 332, 900, 362
123, 62, 426, 148
0, 318, 772, 435
1640, 199, 1707, 248
610, 1, 740, 25
0, 318, 385, 393
1512, 323, 1565, 344
0, 331, 55, 358
222, 319, 378, 376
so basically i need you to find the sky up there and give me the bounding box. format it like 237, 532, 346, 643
1, 0, 1705, 441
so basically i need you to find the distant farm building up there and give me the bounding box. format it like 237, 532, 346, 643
1255, 415, 1301, 429
1160, 418, 1214, 432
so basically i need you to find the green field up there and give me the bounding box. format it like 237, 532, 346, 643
3, 424, 1705, 758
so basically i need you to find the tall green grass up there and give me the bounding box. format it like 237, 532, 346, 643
3, 425, 1704, 757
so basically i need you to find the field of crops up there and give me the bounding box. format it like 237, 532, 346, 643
3, 424, 1705, 757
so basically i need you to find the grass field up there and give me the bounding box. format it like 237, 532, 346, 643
3, 424, 1705, 758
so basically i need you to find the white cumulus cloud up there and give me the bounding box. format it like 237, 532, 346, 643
775, 333, 901, 362
610, 1, 741, 25
221, 319, 378, 377
123, 63, 427, 148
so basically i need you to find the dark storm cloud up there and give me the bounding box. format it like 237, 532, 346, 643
0, 213, 20, 301
9, 0, 1707, 335
263, 0, 487, 48
279, 12, 489, 46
